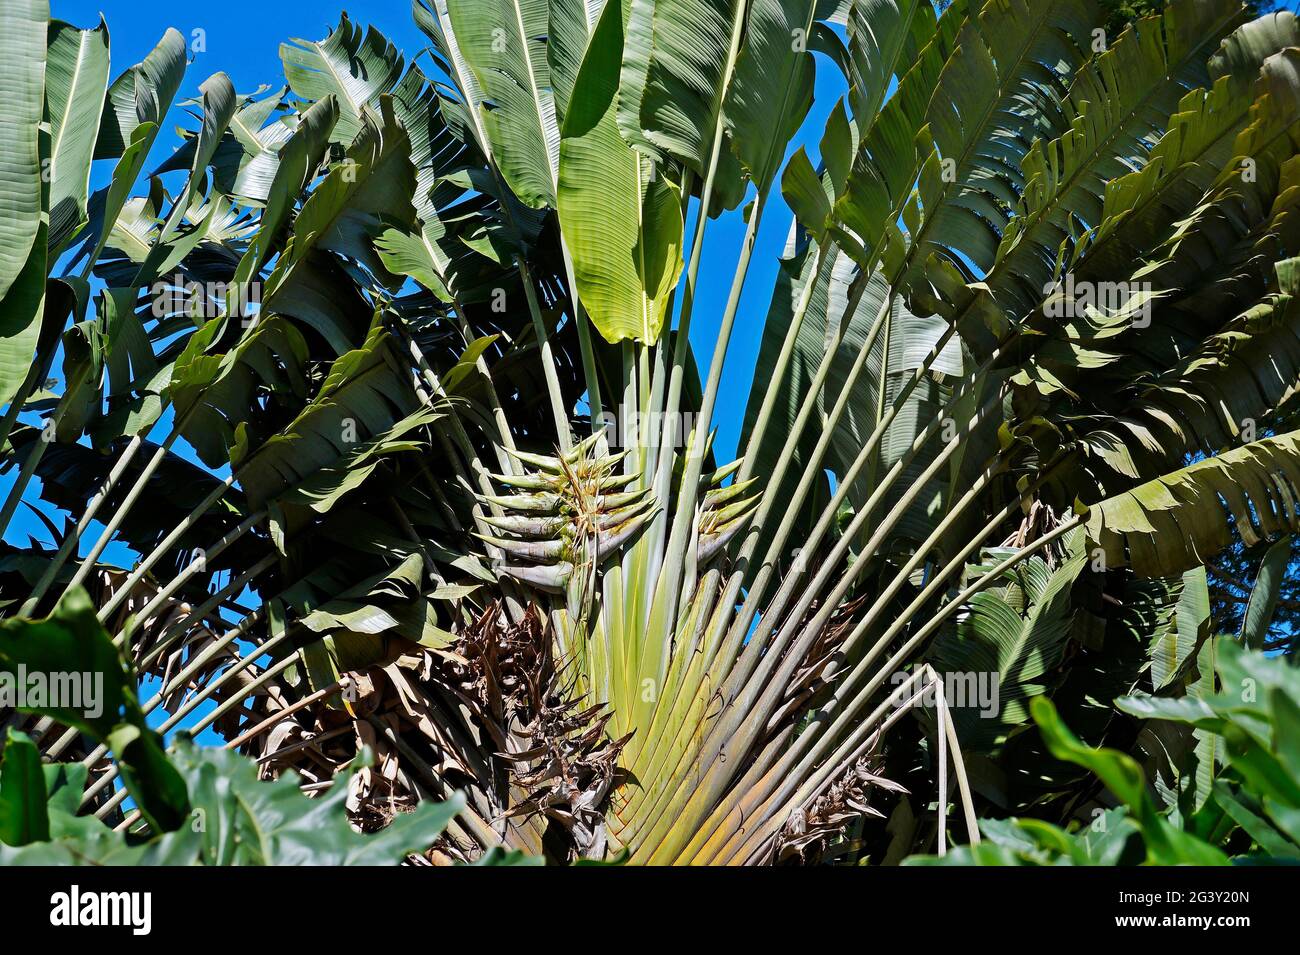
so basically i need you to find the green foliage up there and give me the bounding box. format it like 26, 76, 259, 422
0, 588, 188, 832
909, 642, 1300, 865
929, 539, 1087, 749
0, 729, 48, 845
557, 0, 684, 344
0, 739, 464, 865
1101, 0, 1267, 33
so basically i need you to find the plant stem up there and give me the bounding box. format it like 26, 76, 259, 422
930, 664, 981, 847
518, 257, 572, 451
695, 514, 1076, 865
64, 425, 182, 595
19, 436, 145, 616
108, 509, 263, 642
644, 193, 766, 689
94, 472, 238, 622
634, 397, 1000, 860
0, 364, 93, 542
736, 238, 830, 484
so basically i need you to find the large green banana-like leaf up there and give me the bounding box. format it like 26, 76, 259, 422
929, 543, 1087, 749
44, 18, 110, 259
846, 0, 936, 129
738, 0, 963, 544
558, 0, 683, 343
155, 87, 300, 206
232, 95, 339, 285
940, 42, 1300, 481
374, 62, 511, 304
412, 0, 489, 139
912, 0, 1101, 279
1238, 534, 1292, 649
216, 96, 340, 342
158, 72, 236, 239
280, 14, 405, 146
738, 0, 951, 511
991, 0, 1245, 316
168, 316, 310, 468
412, 1, 568, 273
94, 26, 185, 160
1076, 15, 1300, 283
1088, 249, 1300, 478
51, 315, 105, 444
100, 286, 156, 401
232, 318, 424, 508
260, 257, 373, 359
445, 0, 560, 209
1149, 566, 1209, 691
0, 229, 47, 418
275, 411, 444, 516
223, 88, 294, 203
1085, 428, 1300, 577
0, 0, 48, 409
373, 226, 455, 302
722, 0, 817, 193
618, 0, 747, 196
290, 549, 449, 688
1033, 84, 1300, 485
781, 144, 836, 243
392, 63, 475, 227
550, 0, 608, 124
98, 74, 234, 292
72, 29, 188, 281
99, 185, 161, 268
832, 0, 962, 257
263, 98, 417, 315
28, 431, 244, 559
618, 0, 738, 171
1055, 31, 1300, 340
837, 0, 1097, 284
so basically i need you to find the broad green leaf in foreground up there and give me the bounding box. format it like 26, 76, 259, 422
558, 0, 683, 343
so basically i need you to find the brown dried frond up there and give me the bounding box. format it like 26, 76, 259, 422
768, 593, 869, 737
1001, 499, 1064, 566
241, 601, 626, 862
770, 750, 907, 865
453, 603, 631, 860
